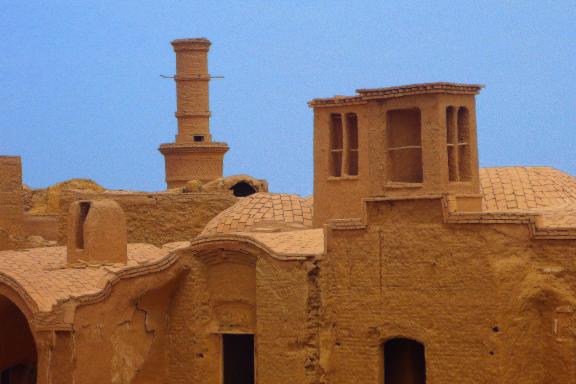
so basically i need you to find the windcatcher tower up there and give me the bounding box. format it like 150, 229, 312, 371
309, 82, 484, 226
159, 38, 229, 189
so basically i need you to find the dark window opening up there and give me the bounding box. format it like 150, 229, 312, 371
0, 296, 37, 384
193, 135, 205, 142
387, 109, 423, 183
230, 182, 257, 197
0, 364, 36, 384
457, 107, 471, 181
330, 114, 344, 177
384, 338, 426, 384
446, 106, 472, 182
223, 334, 255, 384
75, 202, 91, 250
346, 113, 359, 176
446, 106, 458, 182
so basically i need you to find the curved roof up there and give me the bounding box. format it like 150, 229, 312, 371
190, 229, 325, 261
480, 167, 576, 228
200, 193, 313, 237
0, 243, 188, 314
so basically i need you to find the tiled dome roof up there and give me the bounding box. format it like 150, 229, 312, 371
480, 167, 576, 228
480, 167, 576, 211
200, 193, 313, 236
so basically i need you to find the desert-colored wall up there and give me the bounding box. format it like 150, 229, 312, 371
167, 246, 314, 384
320, 198, 576, 383
161, 149, 227, 188
0, 156, 24, 237
58, 265, 185, 384
57, 191, 237, 246
313, 105, 373, 227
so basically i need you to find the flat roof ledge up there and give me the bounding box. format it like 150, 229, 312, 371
309, 82, 484, 108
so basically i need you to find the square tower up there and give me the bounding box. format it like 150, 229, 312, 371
309, 83, 484, 226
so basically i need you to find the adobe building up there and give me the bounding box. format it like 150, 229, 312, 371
0, 39, 575, 384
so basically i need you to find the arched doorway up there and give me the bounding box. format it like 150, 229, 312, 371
383, 338, 425, 384
0, 295, 37, 384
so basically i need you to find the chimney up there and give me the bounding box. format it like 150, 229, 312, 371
159, 38, 229, 189
67, 199, 127, 265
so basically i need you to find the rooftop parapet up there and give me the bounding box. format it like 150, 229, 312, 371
309, 82, 484, 108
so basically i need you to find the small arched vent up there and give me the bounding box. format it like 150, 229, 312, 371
230, 181, 257, 197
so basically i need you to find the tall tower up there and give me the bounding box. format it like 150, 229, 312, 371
159, 38, 229, 189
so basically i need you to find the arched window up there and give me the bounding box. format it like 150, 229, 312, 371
383, 338, 426, 384
329, 112, 359, 177
330, 114, 344, 177
446, 106, 471, 182
346, 113, 359, 176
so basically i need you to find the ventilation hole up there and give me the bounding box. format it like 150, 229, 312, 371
230, 181, 257, 197
492, 326, 500, 333
76, 202, 91, 250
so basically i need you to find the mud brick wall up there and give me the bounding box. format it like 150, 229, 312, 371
58, 190, 237, 246
0, 156, 24, 236
321, 198, 576, 383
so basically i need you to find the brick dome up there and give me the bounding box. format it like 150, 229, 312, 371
200, 193, 313, 236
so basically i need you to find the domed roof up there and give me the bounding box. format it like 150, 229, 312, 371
200, 193, 313, 236
480, 167, 576, 211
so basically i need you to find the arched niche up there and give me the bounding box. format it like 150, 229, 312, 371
198, 249, 257, 333
0, 294, 37, 384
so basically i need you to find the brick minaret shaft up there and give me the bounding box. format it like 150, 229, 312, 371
159, 38, 229, 189
173, 38, 212, 143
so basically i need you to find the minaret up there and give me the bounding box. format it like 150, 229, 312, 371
159, 38, 229, 189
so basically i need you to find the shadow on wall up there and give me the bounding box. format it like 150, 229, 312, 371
0, 295, 37, 384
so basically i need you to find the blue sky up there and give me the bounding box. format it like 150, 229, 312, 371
1, 1, 574, 196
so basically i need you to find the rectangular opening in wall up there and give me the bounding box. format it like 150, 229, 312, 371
384, 338, 426, 384
330, 114, 343, 177
457, 107, 471, 181
387, 108, 423, 183
193, 135, 205, 142
347, 113, 359, 176
446, 106, 458, 182
223, 334, 255, 384
75, 202, 91, 250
